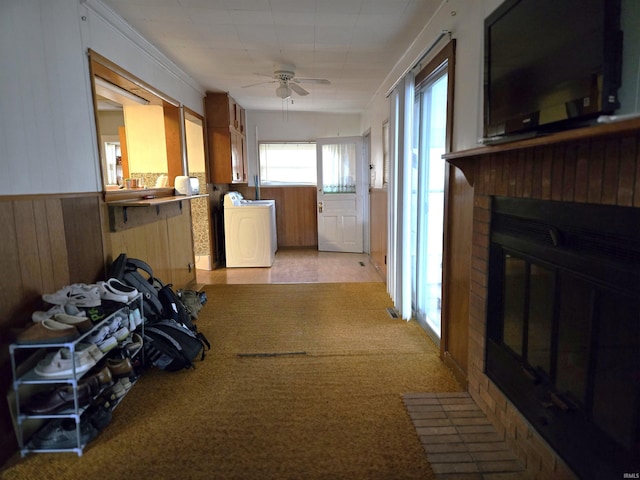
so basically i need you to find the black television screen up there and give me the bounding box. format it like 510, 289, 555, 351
484, 0, 622, 140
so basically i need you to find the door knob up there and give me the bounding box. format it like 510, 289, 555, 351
318, 202, 323, 213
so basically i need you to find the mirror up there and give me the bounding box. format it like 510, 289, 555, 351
89, 50, 183, 194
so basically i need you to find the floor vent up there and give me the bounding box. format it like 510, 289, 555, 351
386, 307, 400, 318
237, 351, 307, 358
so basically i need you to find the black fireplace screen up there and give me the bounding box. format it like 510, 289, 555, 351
486, 197, 640, 479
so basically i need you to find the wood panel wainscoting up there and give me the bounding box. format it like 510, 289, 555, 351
443, 117, 640, 479
0, 193, 104, 465
103, 200, 197, 289
236, 186, 318, 248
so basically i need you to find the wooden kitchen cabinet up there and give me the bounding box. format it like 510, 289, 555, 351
205, 92, 247, 184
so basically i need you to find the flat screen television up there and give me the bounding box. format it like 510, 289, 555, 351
484, 0, 623, 141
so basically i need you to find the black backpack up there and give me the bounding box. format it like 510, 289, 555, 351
157, 283, 211, 352
108, 254, 164, 321
143, 319, 207, 371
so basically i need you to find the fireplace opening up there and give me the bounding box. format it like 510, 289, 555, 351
486, 197, 640, 479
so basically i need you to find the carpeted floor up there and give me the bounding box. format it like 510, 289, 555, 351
1, 283, 462, 480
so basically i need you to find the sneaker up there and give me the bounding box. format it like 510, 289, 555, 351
86, 326, 118, 353
76, 342, 104, 363
132, 308, 143, 328
32, 304, 87, 323
113, 326, 129, 342
30, 417, 98, 450
106, 278, 139, 301
34, 348, 96, 378
96, 335, 118, 354
42, 284, 101, 308
16, 319, 79, 345
96, 281, 129, 303
53, 313, 93, 334
111, 381, 126, 399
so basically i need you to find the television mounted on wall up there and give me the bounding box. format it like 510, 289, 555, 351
483, 0, 623, 142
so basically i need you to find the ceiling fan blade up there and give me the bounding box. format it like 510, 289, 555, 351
294, 78, 331, 85
289, 83, 309, 96
242, 80, 277, 88
254, 72, 276, 79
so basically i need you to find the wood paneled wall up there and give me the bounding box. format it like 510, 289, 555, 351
369, 188, 387, 278
237, 186, 318, 248
103, 202, 197, 288
0, 194, 104, 464
442, 166, 473, 385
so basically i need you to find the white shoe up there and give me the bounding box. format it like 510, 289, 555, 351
32, 304, 87, 323
132, 308, 143, 328
86, 326, 118, 353
53, 313, 93, 333
114, 326, 130, 342
106, 278, 139, 301
42, 284, 101, 307
76, 342, 105, 363
96, 281, 129, 303
34, 348, 96, 378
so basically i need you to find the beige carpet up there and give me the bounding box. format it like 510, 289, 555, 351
1, 283, 462, 480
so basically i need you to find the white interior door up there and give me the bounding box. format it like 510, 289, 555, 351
316, 136, 365, 252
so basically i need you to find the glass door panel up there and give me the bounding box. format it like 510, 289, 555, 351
412, 72, 448, 339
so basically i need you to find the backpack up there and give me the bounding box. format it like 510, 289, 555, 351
177, 289, 207, 320
108, 254, 164, 321
158, 284, 211, 351
143, 319, 207, 371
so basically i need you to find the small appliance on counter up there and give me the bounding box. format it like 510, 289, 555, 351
174, 175, 200, 195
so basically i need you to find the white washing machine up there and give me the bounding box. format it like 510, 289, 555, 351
224, 192, 277, 267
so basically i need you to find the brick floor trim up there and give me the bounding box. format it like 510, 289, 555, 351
403, 392, 531, 480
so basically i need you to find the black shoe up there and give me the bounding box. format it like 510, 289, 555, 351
30, 417, 98, 449
86, 402, 113, 432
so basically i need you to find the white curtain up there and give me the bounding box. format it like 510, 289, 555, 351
387, 72, 415, 320
321, 143, 357, 193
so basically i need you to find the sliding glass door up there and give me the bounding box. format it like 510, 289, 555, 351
410, 68, 448, 341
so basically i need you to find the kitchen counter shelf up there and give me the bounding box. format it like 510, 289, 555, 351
105, 194, 208, 231
106, 194, 208, 207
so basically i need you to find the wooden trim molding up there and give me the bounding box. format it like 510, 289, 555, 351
0, 192, 101, 201
444, 116, 640, 161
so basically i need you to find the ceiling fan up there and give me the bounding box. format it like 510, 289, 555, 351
242, 64, 330, 99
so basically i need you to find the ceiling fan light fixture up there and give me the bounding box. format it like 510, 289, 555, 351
276, 84, 292, 99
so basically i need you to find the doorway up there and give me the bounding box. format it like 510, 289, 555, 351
316, 136, 366, 253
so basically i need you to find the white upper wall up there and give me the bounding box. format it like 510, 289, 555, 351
2, 0, 637, 195
244, 110, 362, 186
361, 0, 640, 189
0, 0, 204, 196
362, 0, 503, 189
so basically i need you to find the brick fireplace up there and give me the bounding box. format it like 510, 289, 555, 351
445, 118, 640, 479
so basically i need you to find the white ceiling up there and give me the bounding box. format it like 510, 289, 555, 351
101, 0, 442, 113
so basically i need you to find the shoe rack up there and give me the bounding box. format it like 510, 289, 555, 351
8, 294, 144, 457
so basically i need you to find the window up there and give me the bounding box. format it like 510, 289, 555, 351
258, 142, 317, 186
